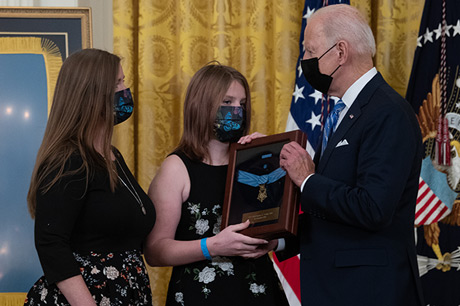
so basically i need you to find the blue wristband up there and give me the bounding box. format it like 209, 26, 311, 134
200, 238, 212, 260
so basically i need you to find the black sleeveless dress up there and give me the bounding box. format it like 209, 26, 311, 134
165, 151, 289, 306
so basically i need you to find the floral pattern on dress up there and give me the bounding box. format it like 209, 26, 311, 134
187, 202, 221, 236
175, 292, 185, 306
174, 255, 270, 302
24, 250, 152, 306
249, 283, 267, 296
174, 202, 269, 301
167, 153, 289, 306
211, 256, 234, 276
246, 272, 267, 297
176, 256, 235, 301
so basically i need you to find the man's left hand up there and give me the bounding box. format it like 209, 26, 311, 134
280, 141, 315, 187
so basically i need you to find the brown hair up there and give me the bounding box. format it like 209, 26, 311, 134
27, 48, 120, 218
176, 63, 251, 161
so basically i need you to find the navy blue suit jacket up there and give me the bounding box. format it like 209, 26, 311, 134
279, 73, 424, 306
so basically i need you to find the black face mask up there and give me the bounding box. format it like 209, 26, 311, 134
114, 88, 134, 125
300, 43, 341, 95
214, 106, 246, 143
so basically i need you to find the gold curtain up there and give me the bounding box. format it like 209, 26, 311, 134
352, 0, 425, 96
113, 1, 304, 305
0, 293, 27, 306
113, 0, 424, 305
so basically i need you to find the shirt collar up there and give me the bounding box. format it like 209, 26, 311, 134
341, 67, 377, 109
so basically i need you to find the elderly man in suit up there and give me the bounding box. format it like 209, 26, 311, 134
279, 4, 424, 306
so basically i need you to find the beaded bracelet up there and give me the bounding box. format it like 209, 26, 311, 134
200, 237, 212, 260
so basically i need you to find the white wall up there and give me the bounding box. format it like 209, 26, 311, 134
0, 0, 113, 51
0, 0, 77, 6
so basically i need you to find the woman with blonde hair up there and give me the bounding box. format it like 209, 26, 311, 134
25, 48, 155, 305
145, 63, 288, 305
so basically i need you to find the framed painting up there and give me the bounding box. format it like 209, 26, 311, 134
221, 130, 307, 240
0, 7, 91, 293
0, 7, 92, 59
0, 7, 92, 108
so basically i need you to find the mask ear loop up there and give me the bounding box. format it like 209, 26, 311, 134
318, 43, 337, 60
330, 65, 341, 77
318, 43, 341, 77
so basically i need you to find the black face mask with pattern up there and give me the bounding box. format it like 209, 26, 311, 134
114, 88, 134, 125
214, 106, 246, 143
300, 43, 341, 95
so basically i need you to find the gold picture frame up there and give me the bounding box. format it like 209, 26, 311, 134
0, 6, 92, 58
0, 6, 92, 110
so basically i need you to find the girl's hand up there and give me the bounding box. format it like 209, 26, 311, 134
237, 132, 266, 144
207, 220, 268, 258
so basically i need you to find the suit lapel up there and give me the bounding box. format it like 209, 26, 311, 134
317, 105, 361, 170
316, 72, 386, 172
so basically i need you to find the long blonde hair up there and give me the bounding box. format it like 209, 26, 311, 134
27, 49, 120, 218
176, 63, 251, 161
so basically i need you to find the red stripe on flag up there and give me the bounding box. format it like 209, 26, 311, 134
415, 193, 436, 219
416, 183, 430, 204
418, 180, 424, 189
273, 253, 301, 301
431, 204, 448, 223
419, 198, 443, 224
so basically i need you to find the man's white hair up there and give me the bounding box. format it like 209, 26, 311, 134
311, 4, 376, 57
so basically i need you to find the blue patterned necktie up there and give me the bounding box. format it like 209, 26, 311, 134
321, 100, 345, 155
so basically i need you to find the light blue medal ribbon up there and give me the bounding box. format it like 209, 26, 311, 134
236, 167, 286, 202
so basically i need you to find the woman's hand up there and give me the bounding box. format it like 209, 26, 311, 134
56, 275, 97, 306
237, 132, 266, 145
207, 220, 270, 258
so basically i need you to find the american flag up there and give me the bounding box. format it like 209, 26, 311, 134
406, 0, 460, 304
277, 1, 348, 305
415, 177, 451, 225
406, 0, 460, 226
285, 0, 346, 157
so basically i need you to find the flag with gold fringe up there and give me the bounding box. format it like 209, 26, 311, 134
406, 0, 460, 304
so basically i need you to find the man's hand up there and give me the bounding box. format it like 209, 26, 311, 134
280, 141, 315, 187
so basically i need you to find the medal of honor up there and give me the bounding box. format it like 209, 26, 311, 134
257, 184, 268, 202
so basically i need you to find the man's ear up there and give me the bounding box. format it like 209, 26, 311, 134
336, 40, 348, 65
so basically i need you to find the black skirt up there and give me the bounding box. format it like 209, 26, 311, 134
24, 250, 152, 305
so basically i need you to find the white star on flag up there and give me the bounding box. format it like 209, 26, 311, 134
446, 24, 453, 36
292, 84, 305, 103
306, 111, 321, 131
453, 20, 460, 36
303, 7, 315, 20
433, 23, 442, 40
308, 89, 323, 105
424, 27, 433, 43
417, 23, 460, 48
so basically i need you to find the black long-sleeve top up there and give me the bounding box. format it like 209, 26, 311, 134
34, 148, 155, 284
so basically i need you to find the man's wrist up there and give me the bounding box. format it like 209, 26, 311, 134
300, 173, 315, 192
275, 238, 285, 252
